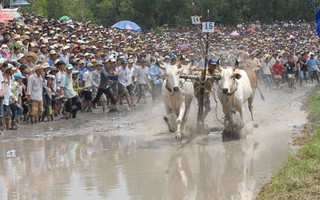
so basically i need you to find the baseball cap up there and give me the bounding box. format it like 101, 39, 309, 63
50, 50, 57, 55
14, 73, 25, 80
209, 58, 217, 65
66, 64, 73, 70
87, 62, 94, 67
46, 74, 55, 79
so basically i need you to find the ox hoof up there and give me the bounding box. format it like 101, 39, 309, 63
222, 129, 240, 141
175, 134, 182, 141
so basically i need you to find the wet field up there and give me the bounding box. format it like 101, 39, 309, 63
0, 82, 313, 200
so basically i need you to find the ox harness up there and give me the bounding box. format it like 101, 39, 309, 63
227, 80, 239, 96
165, 80, 185, 93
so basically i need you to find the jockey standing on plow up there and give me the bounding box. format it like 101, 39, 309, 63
193, 58, 220, 121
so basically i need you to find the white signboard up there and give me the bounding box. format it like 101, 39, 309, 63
202, 22, 214, 33
191, 16, 201, 25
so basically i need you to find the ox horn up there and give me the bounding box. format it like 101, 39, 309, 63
179, 54, 184, 61
232, 58, 239, 71
235, 58, 239, 67
216, 59, 222, 71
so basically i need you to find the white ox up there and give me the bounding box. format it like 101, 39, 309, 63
216, 66, 255, 138
158, 62, 194, 140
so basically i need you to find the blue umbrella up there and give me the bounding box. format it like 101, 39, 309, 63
11, 0, 30, 7
111, 20, 141, 32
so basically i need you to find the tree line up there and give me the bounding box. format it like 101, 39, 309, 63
6, 0, 318, 29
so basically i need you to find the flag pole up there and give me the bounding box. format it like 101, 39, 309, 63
196, 9, 210, 133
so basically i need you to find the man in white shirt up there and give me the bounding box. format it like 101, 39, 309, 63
117, 59, 132, 108
59, 46, 70, 65
126, 59, 135, 106
27, 64, 45, 123
134, 59, 149, 104
0, 63, 4, 128
82, 62, 94, 112
61, 64, 82, 119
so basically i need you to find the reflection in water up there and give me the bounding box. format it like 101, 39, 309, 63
218, 140, 258, 200
164, 149, 196, 200
0, 134, 259, 200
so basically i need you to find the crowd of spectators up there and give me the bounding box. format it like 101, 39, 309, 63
0, 12, 318, 132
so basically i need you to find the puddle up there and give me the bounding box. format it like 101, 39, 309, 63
0, 83, 314, 200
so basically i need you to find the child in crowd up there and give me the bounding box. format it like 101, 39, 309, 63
42, 74, 56, 121
10, 73, 25, 128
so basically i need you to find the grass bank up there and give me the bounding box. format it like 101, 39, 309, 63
256, 86, 320, 200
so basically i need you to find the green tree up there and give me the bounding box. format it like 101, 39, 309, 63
21, 0, 48, 16
47, 0, 65, 20
16, 0, 318, 29
92, 0, 117, 26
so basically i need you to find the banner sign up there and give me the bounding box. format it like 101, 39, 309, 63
191, 15, 201, 25
202, 22, 214, 33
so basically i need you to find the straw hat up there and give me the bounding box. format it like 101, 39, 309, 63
263, 54, 271, 61
24, 51, 38, 63
32, 64, 44, 72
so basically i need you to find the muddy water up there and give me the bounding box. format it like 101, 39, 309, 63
0, 83, 314, 200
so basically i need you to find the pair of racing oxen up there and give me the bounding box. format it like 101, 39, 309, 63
157, 58, 264, 140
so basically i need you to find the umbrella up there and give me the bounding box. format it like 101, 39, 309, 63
0, 8, 21, 18
230, 31, 240, 36
111, 20, 141, 32
0, 13, 14, 20
59, 16, 71, 21
214, 29, 221, 33
7, 12, 21, 18
247, 28, 256, 33
11, 0, 30, 7
176, 44, 189, 50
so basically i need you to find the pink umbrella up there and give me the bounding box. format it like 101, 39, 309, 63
289, 34, 295, 39
0, 12, 14, 21
176, 44, 189, 50
247, 28, 256, 33
230, 31, 240, 36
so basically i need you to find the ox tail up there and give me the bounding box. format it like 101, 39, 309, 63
256, 85, 265, 101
